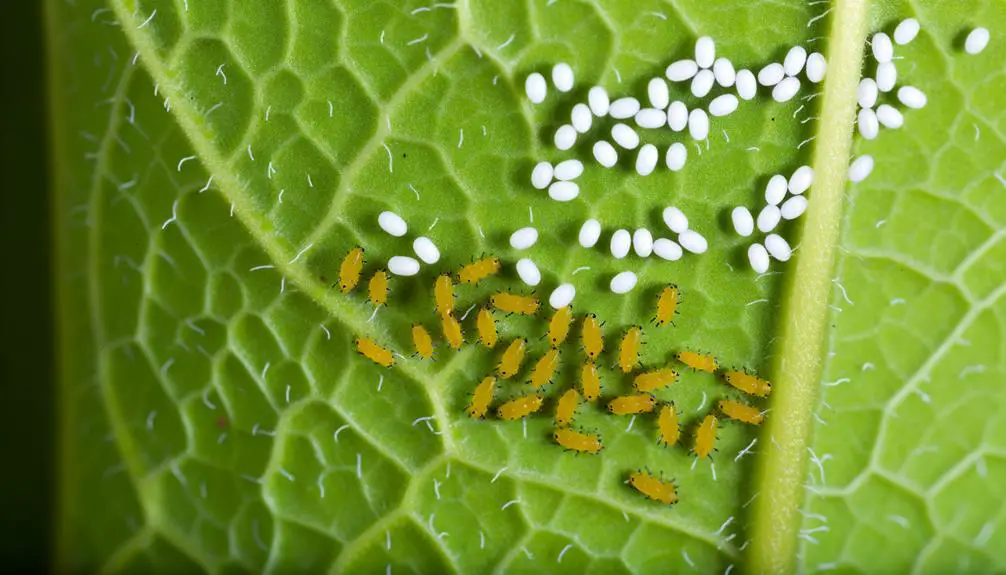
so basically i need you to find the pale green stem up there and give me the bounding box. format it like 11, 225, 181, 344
747, 1, 870, 573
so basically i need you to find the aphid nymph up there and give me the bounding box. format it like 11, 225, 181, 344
339, 247, 365, 293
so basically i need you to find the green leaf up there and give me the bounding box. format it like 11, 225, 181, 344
48, 0, 1005, 572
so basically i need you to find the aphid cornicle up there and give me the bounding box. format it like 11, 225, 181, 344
628, 471, 678, 505
617, 326, 643, 373
547, 306, 574, 346
528, 348, 560, 388
580, 361, 601, 402
466, 376, 497, 419
368, 270, 389, 307
498, 338, 527, 379
339, 247, 365, 293
718, 399, 765, 425
553, 427, 603, 454
411, 324, 434, 359
692, 414, 718, 459
355, 337, 394, 367
677, 350, 718, 373
657, 404, 680, 447
633, 368, 679, 392
441, 314, 464, 350
554, 389, 580, 427
607, 394, 657, 415
723, 370, 772, 397
434, 274, 454, 317
654, 285, 680, 326
491, 292, 540, 316
458, 256, 501, 285
476, 307, 498, 349
496, 393, 544, 420
581, 314, 604, 360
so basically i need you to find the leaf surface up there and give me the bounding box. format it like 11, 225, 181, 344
48, 0, 1005, 572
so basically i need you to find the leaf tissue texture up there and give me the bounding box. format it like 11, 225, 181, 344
797, 2, 1006, 573
48, 0, 1005, 572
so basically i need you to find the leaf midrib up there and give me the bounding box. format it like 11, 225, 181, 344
747, 0, 871, 572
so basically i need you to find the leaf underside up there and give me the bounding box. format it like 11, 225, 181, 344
48, 0, 1006, 572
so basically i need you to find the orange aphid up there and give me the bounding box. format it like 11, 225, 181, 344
723, 370, 772, 398
581, 314, 604, 360
339, 247, 365, 293
579, 361, 601, 402
497, 338, 527, 379
496, 393, 544, 420
553, 427, 602, 454
617, 326, 643, 373
547, 306, 574, 347
654, 285, 680, 327
411, 324, 434, 359
628, 471, 678, 504
368, 270, 389, 307
607, 394, 657, 415
657, 404, 680, 447
355, 337, 394, 367
458, 256, 500, 285
466, 376, 496, 419
554, 389, 580, 427
441, 313, 464, 350
633, 368, 679, 392
718, 399, 764, 425
528, 348, 560, 389
491, 292, 540, 316
434, 274, 454, 317
692, 414, 718, 459
476, 307, 498, 349
677, 351, 718, 373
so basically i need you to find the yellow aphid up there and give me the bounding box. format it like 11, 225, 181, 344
411, 324, 434, 359
497, 338, 527, 379
547, 306, 574, 346
579, 361, 601, 402
554, 389, 580, 427
491, 292, 540, 316
723, 370, 772, 398
528, 348, 560, 389
466, 376, 496, 419
581, 313, 604, 360
654, 285, 680, 327
692, 414, 718, 459
434, 274, 454, 317
657, 404, 680, 447
677, 351, 718, 373
617, 326, 643, 373
553, 427, 602, 455
607, 394, 657, 415
476, 307, 498, 349
338, 247, 365, 293
368, 270, 389, 307
458, 256, 501, 285
633, 368, 679, 392
718, 399, 764, 425
355, 337, 394, 367
441, 313, 464, 350
496, 393, 544, 421
628, 471, 678, 505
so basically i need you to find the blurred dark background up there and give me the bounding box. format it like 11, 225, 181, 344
1, 0, 53, 570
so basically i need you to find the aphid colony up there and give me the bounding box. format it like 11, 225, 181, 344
342, 247, 771, 505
